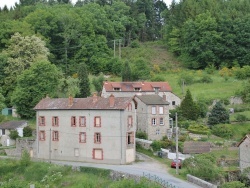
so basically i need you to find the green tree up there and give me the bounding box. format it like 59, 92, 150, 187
11, 61, 61, 119
77, 63, 90, 98
23, 126, 33, 137
180, 89, 199, 120
58, 76, 80, 98
122, 61, 132, 81
4, 33, 49, 105
92, 73, 104, 94
239, 80, 250, 103
208, 101, 230, 126
9, 130, 20, 140
0, 88, 5, 111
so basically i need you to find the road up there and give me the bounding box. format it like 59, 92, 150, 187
51, 153, 201, 188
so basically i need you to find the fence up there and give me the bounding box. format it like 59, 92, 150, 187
143, 172, 179, 188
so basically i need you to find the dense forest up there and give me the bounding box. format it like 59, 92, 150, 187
0, 0, 249, 118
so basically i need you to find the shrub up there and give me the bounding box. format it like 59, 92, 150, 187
151, 75, 165, 81
9, 130, 19, 140
198, 74, 213, 83
178, 73, 194, 86
23, 126, 33, 137
188, 123, 210, 135
219, 181, 246, 188
211, 124, 233, 139
235, 114, 248, 122
136, 131, 148, 139
20, 150, 31, 167
130, 40, 140, 48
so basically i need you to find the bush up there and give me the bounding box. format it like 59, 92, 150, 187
188, 123, 210, 135
9, 130, 19, 140
219, 181, 246, 188
20, 150, 31, 167
235, 114, 248, 122
178, 72, 194, 86
151, 75, 165, 81
130, 40, 140, 48
211, 124, 233, 139
23, 126, 33, 137
198, 74, 213, 83
136, 131, 148, 139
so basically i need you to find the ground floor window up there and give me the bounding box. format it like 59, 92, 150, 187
93, 148, 103, 160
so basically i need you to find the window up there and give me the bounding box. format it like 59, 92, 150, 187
160, 118, 164, 125
127, 132, 134, 145
2, 129, 5, 135
71, 116, 76, 127
114, 87, 121, 91
94, 133, 101, 143
52, 116, 59, 126
159, 106, 164, 114
128, 103, 132, 111
94, 116, 101, 127
152, 118, 156, 125
79, 132, 86, 143
128, 116, 133, 128
156, 129, 160, 135
39, 116, 45, 126
52, 131, 59, 141
172, 101, 176, 106
152, 106, 156, 114
93, 149, 103, 160
39, 131, 45, 141
74, 148, 79, 157
79, 116, 86, 127
134, 87, 141, 91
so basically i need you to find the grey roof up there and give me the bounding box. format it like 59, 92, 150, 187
34, 96, 134, 110
135, 95, 169, 105
0, 121, 27, 129
183, 141, 211, 154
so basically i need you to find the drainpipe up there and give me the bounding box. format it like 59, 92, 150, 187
120, 110, 123, 164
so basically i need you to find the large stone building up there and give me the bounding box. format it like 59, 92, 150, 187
135, 95, 170, 140
101, 81, 180, 110
34, 94, 136, 165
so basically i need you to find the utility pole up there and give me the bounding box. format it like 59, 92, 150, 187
114, 39, 116, 58
119, 39, 121, 59
49, 128, 51, 163
175, 112, 179, 175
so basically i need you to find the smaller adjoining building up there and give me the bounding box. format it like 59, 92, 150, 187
237, 134, 250, 171
0, 120, 28, 146
101, 81, 181, 110
134, 95, 169, 141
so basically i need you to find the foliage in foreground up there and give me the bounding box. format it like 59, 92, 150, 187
0, 158, 161, 188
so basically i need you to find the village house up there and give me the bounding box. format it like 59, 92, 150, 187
237, 134, 250, 171
0, 120, 28, 146
101, 81, 181, 110
135, 95, 170, 140
34, 94, 136, 165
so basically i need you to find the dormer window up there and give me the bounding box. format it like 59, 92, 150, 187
114, 87, 121, 91
154, 87, 160, 94
134, 87, 141, 91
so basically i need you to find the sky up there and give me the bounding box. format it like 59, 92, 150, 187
0, 0, 177, 9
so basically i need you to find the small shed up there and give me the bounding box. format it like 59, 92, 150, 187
183, 141, 211, 154
0, 120, 28, 146
1, 108, 12, 116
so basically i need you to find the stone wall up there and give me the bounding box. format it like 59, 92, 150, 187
136, 138, 152, 150
187, 174, 217, 188
5, 138, 36, 158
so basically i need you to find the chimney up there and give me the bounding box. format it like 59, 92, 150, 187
109, 94, 115, 107
93, 92, 98, 103
163, 94, 166, 101
68, 95, 73, 106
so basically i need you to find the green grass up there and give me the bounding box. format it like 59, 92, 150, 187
230, 111, 250, 121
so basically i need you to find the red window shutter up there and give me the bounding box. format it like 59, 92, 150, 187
94, 133, 96, 143
79, 117, 81, 126
99, 133, 101, 143
92, 149, 94, 159
94, 117, 96, 126
132, 132, 134, 144
52, 117, 54, 126
44, 117, 46, 126
100, 117, 101, 127
39, 117, 41, 126
57, 117, 59, 126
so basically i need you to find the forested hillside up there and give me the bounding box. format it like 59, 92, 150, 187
0, 0, 249, 118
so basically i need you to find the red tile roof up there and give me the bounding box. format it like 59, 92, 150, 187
34, 96, 133, 110
103, 82, 172, 92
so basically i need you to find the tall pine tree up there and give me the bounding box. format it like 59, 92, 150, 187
208, 101, 229, 126
77, 63, 90, 98
180, 89, 199, 120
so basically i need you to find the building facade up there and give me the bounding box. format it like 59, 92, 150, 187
34, 94, 136, 165
101, 81, 181, 110
135, 95, 170, 140
237, 134, 250, 171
